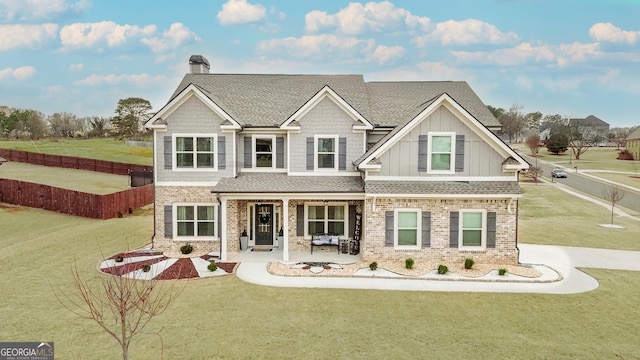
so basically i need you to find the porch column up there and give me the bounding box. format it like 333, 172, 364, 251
220, 198, 227, 261
282, 198, 289, 261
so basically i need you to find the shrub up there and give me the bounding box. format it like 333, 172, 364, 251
617, 150, 634, 160
369, 262, 378, 271
405, 258, 414, 269
180, 243, 193, 255
207, 262, 217, 272
115, 255, 124, 263
437, 264, 448, 275
464, 258, 474, 269
141, 264, 151, 272
498, 268, 508, 276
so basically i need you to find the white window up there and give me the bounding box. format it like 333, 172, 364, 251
394, 209, 421, 249
174, 134, 216, 170
174, 204, 217, 240
460, 210, 486, 249
305, 203, 347, 237
254, 135, 275, 169
428, 132, 455, 173
315, 135, 338, 170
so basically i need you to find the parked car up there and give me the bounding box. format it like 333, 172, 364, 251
551, 169, 568, 178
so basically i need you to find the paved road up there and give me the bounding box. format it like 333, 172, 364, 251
522, 153, 640, 213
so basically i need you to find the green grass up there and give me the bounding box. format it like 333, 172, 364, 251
519, 183, 640, 250
586, 172, 640, 189
0, 204, 639, 359
0, 162, 130, 194
0, 138, 152, 166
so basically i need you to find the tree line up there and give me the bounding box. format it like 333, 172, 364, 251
0, 98, 153, 140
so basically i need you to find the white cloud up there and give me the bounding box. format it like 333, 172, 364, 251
413, 19, 519, 46
589, 22, 640, 45
69, 63, 83, 71
305, 1, 430, 35
217, 0, 266, 25
0, 24, 58, 51
416, 61, 468, 80
73, 73, 167, 87
367, 62, 469, 82
0, 0, 90, 22
0, 66, 36, 80
60, 21, 156, 49
369, 45, 405, 64
453, 42, 600, 67
258, 34, 375, 59
140, 22, 200, 53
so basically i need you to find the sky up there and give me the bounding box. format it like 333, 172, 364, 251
1, 0, 639, 127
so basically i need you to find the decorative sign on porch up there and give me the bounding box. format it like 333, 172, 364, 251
353, 212, 362, 241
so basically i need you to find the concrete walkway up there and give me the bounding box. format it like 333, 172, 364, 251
235, 244, 640, 294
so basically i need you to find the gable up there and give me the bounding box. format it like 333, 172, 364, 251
357, 93, 528, 176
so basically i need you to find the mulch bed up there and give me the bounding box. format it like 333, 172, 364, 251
154, 258, 200, 280
110, 251, 164, 260
214, 262, 238, 273
101, 256, 168, 276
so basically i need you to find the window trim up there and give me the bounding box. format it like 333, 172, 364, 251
173, 133, 218, 171
173, 203, 218, 241
314, 135, 339, 171
459, 209, 486, 250
394, 209, 421, 249
303, 202, 348, 238
427, 132, 455, 174
252, 135, 276, 170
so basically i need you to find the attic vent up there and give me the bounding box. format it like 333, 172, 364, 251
189, 55, 210, 74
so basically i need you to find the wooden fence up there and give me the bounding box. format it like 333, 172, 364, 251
0, 179, 153, 220
0, 149, 151, 175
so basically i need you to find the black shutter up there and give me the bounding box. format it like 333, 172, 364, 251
276, 137, 284, 168
385, 211, 394, 247
217, 205, 222, 238
422, 211, 431, 248
339, 137, 347, 170
449, 211, 459, 247
164, 136, 172, 169
164, 205, 172, 237
348, 205, 356, 238
306, 137, 314, 170
455, 135, 465, 172
243, 136, 252, 168
487, 211, 496, 248
218, 136, 226, 170
296, 205, 305, 236
418, 135, 428, 172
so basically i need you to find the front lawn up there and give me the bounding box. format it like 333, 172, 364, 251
519, 183, 640, 250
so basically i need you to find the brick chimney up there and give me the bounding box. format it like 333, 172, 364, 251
189, 55, 210, 74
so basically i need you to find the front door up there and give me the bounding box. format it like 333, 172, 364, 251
255, 204, 274, 246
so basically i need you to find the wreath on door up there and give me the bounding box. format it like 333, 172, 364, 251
259, 214, 271, 224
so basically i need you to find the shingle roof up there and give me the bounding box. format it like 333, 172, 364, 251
626, 127, 640, 140
168, 74, 500, 128
211, 173, 364, 193
364, 181, 522, 195
569, 115, 609, 127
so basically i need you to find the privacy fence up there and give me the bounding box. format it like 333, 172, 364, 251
0, 149, 154, 219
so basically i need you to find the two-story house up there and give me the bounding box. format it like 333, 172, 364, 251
144, 55, 528, 265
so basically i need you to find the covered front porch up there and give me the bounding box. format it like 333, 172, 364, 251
212, 173, 365, 262
227, 249, 360, 263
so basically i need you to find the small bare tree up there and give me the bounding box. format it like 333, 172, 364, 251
526, 133, 541, 156
603, 186, 626, 224
55, 262, 184, 360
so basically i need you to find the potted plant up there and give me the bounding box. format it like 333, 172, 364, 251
276, 227, 284, 249
240, 229, 248, 250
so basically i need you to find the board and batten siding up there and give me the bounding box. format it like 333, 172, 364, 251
289, 97, 364, 173
155, 95, 233, 183
376, 106, 505, 177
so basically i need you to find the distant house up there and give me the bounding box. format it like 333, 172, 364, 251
568, 115, 609, 146
144, 55, 529, 265
626, 127, 640, 160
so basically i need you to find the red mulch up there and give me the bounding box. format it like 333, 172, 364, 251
154, 258, 199, 280
200, 254, 218, 261
101, 256, 168, 276
110, 251, 164, 260
215, 262, 237, 273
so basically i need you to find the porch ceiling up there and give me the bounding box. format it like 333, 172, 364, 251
212, 173, 365, 193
